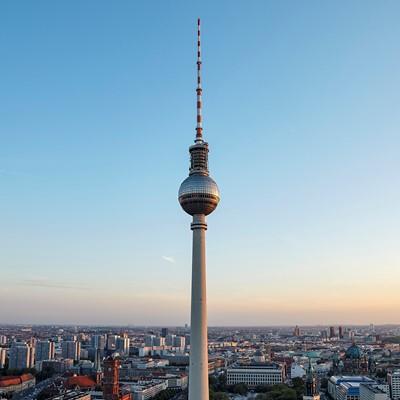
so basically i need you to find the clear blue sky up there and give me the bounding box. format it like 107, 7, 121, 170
1, 1, 399, 326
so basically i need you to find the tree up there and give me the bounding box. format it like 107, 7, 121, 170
291, 378, 304, 390
320, 378, 328, 389
217, 373, 227, 391
376, 370, 387, 379
255, 385, 273, 393
210, 392, 229, 400
277, 388, 298, 400
233, 383, 248, 395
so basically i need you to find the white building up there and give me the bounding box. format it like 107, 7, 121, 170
122, 380, 167, 400
388, 371, 400, 400
226, 364, 284, 388
359, 384, 389, 400
328, 376, 376, 400
291, 362, 306, 378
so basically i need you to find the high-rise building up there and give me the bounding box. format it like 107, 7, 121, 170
330, 326, 336, 338
178, 19, 220, 400
35, 340, 55, 361
339, 326, 344, 339
153, 337, 165, 346
116, 337, 130, 356
9, 343, 35, 370
61, 340, 81, 361
173, 336, 185, 349
161, 328, 168, 338
144, 335, 155, 347
388, 371, 400, 400
0, 348, 6, 369
165, 334, 176, 347
107, 335, 118, 351
294, 326, 301, 336
91, 335, 105, 349
0, 335, 7, 345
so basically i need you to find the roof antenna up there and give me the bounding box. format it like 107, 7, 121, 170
195, 18, 203, 144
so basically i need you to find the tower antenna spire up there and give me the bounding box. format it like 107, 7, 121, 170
195, 18, 203, 143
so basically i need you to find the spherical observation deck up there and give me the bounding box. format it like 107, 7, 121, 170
178, 174, 220, 216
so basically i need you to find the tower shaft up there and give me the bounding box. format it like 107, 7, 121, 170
189, 214, 209, 400
178, 19, 219, 400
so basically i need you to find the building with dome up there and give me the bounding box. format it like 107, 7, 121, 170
343, 341, 368, 374
333, 341, 368, 375
253, 349, 266, 363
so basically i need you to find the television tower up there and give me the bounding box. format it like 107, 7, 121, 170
178, 19, 220, 400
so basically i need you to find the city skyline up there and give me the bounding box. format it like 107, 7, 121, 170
1, 1, 400, 326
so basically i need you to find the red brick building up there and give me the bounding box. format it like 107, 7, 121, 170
0, 373, 36, 395
103, 356, 131, 400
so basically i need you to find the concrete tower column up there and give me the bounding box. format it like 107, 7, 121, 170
190, 214, 208, 400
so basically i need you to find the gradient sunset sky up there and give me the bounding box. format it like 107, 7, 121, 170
1, 1, 399, 326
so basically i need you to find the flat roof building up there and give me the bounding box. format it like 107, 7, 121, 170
227, 363, 285, 388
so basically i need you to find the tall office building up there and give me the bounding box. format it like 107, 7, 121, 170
107, 335, 118, 351
0, 335, 7, 345
61, 340, 81, 361
178, 19, 220, 400
161, 328, 168, 338
173, 336, 186, 349
116, 337, 130, 356
388, 371, 400, 400
153, 337, 165, 346
144, 335, 155, 347
35, 340, 55, 361
330, 326, 336, 338
9, 342, 35, 370
338, 326, 344, 339
91, 335, 105, 349
0, 348, 6, 369
165, 334, 176, 347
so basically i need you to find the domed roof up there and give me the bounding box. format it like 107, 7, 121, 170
345, 343, 364, 359
178, 175, 220, 216
254, 349, 264, 357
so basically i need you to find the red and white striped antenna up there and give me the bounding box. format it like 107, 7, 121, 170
195, 18, 203, 143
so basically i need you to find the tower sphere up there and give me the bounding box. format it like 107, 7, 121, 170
178, 174, 220, 216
